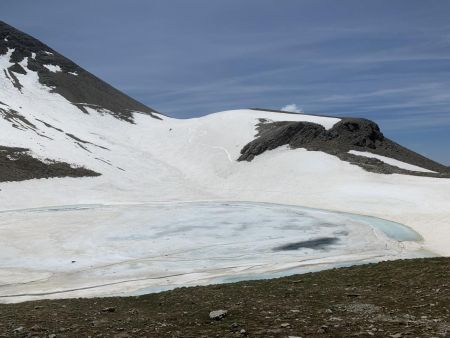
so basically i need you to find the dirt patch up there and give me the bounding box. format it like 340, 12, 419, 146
0, 258, 448, 337
0, 145, 100, 182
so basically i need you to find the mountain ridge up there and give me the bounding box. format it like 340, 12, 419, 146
241, 111, 450, 177
0, 20, 159, 123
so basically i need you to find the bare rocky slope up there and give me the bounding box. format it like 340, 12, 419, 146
0, 258, 448, 337
0, 20, 161, 181
0, 21, 159, 122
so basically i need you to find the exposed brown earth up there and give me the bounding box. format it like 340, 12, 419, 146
0, 145, 99, 182
0, 258, 448, 337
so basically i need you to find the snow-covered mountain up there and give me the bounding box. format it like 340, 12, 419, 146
1, 21, 449, 302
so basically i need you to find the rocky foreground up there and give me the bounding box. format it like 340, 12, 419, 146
0, 258, 448, 337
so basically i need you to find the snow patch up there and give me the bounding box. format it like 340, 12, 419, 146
349, 150, 436, 173
43, 64, 62, 73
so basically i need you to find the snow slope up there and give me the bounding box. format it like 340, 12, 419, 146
0, 45, 449, 258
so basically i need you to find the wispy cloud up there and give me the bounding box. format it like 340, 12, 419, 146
281, 104, 303, 113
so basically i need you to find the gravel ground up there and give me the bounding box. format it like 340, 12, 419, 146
0, 258, 448, 337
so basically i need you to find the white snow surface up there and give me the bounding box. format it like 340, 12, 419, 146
0, 202, 422, 302
349, 150, 436, 173
1, 51, 450, 302
43, 64, 62, 72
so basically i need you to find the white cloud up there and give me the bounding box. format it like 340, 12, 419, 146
281, 104, 303, 113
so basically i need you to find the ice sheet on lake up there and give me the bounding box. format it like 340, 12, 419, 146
0, 202, 421, 303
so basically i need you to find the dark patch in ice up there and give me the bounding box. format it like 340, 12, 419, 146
281, 224, 313, 231
273, 237, 339, 251
319, 222, 337, 228
334, 230, 349, 236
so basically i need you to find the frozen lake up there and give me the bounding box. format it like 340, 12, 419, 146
0, 201, 424, 303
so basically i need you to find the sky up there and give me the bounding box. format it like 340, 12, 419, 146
1, 0, 450, 164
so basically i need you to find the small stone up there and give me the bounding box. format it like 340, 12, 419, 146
13, 327, 24, 333
390, 334, 403, 338
49, 334, 57, 338
280, 323, 290, 328
230, 322, 239, 331
209, 309, 228, 320
267, 328, 283, 334
102, 307, 116, 313
114, 334, 131, 338
325, 308, 333, 314
240, 329, 247, 335
31, 324, 43, 331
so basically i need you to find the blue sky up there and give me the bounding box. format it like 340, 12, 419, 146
2, 0, 450, 164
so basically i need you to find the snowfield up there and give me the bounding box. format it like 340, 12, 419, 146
1, 50, 450, 302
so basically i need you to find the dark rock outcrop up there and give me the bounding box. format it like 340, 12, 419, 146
0, 145, 99, 182
239, 113, 450, 178
238, 118, 386, 161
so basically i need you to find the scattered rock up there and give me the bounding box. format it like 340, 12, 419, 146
113, 333, 131, 338
390, 334, 403, 338
209, 309, 228, 320
267, 328, 283, 334
30, 324, 43, 331
280, 323, 291, 328
102, 307, 116, 313
230, 322, 239, 331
